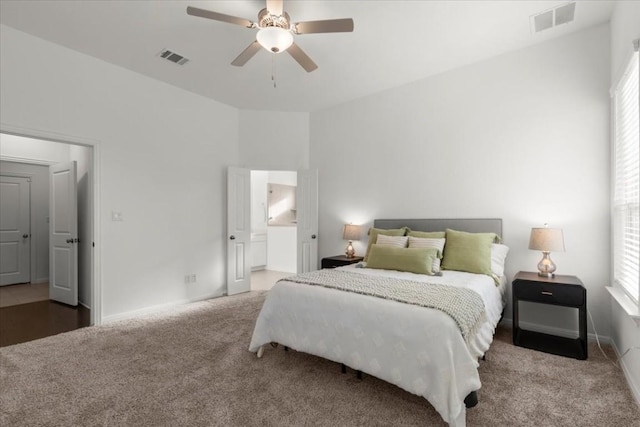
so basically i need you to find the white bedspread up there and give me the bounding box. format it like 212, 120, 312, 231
249, 265, 506, 426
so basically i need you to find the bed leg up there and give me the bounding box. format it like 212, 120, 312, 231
284, 346, 289, 352
356, 370, 362, 380
341, 364, 346, 374
464, 391, 478, 408
257, 346, 264, 358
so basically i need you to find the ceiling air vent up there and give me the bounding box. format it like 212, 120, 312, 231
531, 2, 576, 34
158, 49, 189, 65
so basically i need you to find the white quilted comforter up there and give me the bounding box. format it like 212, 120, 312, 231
249, 265, 506, 427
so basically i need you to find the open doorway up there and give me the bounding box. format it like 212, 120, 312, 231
249, 170, 297, 291
0, 133, 94, 346
227, 167, 317, 296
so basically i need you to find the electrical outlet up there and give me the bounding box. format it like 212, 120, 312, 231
190, 274, 196, 283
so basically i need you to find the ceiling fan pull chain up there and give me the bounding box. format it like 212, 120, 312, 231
272, 55, 277, 88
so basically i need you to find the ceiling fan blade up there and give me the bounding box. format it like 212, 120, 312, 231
293, 18, 354, 34
287, 43, 318, 72
266, 0, 284, 16
231, 41, 262, 67
186, 6, 254, 28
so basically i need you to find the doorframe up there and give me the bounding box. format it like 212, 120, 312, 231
0, 123, 102, 325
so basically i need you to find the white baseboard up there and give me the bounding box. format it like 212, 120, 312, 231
101, 292, 223, 324
610, 340, 640, 405
499, 318, 611, 344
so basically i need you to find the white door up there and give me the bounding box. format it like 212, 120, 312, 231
50, 161, 78, 306
227, 167, 251, 295
0, 176, 31, 286
296, 169, 318, 273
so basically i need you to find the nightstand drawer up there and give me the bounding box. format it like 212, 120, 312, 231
515, 281, 584, 306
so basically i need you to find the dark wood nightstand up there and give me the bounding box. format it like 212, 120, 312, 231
512, 271, 587, 360
321, 255, 364, 269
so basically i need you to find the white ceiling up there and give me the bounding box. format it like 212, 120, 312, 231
0, 1, 614, 112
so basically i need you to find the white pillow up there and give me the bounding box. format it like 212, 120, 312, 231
491, 243, 510, 277
375, 234, 408, 248
408, 236, 446, 273
408, 236, 445, 255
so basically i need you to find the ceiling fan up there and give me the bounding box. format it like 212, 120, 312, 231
186, 0, 354, 72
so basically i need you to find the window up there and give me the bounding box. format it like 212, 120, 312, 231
613, 44, 640, 303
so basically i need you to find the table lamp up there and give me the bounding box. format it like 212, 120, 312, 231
528, 225, 565, 277
343, 224, 362, 258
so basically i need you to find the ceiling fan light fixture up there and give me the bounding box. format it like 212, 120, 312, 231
256, 26, 293, 53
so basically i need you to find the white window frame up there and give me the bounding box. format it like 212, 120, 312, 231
612, 42, 640, 304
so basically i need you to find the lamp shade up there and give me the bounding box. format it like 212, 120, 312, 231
528, 228, 565, 252
343, 224, 362, 241
256, 27, 293, 53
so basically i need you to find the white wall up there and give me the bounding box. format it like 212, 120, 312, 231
1, 25, 239, 320
609, 0, 640, 402
311, 25, 611, 337
239, 110, 309, 170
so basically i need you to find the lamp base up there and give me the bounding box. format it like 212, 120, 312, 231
537, 272, 555, 278
345, 241, 356, 258
536, 251, 557, 278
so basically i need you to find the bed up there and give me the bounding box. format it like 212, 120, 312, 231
249, 218, 507, 427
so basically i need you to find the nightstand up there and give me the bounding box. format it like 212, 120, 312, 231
512, 271, 587, 360
321, 255, 364, 269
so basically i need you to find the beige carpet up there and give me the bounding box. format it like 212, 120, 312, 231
0, 291, 638, 426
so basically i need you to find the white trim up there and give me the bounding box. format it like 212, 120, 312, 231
610, 335, 640, 405
101, 292, 223, 324
0, 155, 56, 166
0, 122, 102, 326
607, 286, 640, 326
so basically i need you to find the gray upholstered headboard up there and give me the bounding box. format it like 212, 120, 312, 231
373, 218, 503, 238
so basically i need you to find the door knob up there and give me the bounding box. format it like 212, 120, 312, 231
311, 234, 317, 239
229, 236, 236, 240
22, 234, 29, 239
66, 239, 73, 243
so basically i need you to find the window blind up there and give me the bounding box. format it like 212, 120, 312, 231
613, 46, 640, 302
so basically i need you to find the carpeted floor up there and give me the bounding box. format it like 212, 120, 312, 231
0, 291, 638, 426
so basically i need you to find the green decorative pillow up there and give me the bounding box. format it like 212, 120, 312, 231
441, 229, 500, 275
366, 246, 440, 275
363, 227, 408, 261
407, 230, 446, 239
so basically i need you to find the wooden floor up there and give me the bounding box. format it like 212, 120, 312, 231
0, 300, 90, 347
